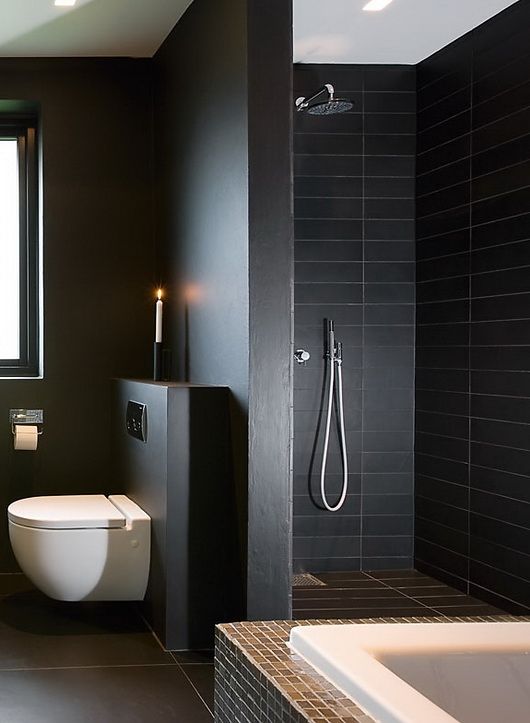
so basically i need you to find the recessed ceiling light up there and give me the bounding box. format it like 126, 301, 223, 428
54, 0, 76, 6
363, 0, 393, 11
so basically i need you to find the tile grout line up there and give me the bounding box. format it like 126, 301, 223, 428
171, 653, 214, 718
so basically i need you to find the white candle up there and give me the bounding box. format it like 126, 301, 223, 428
155, 289, 163, 343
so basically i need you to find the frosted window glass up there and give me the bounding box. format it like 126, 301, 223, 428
0, 139, 20, 360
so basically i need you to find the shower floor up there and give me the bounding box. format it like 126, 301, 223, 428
293, 569, 504, 620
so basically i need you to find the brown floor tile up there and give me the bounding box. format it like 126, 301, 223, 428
0, 591, 172, 670
0, 665, 212, 722
181, 664, 214, 714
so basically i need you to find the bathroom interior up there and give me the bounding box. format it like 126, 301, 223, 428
0, 0, 529, 721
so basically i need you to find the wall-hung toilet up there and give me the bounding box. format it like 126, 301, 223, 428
7, 494, 150, 602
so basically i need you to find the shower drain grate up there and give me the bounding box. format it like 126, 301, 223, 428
293, 573, 326, 588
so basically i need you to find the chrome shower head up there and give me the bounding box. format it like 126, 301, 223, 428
295, 83, 353, 116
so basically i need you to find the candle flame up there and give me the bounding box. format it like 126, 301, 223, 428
157, 288, 163, 300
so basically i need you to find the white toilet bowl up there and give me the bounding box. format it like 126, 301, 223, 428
7, 494, 150, 602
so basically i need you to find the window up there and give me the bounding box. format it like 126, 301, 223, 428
0, 121, 39, 377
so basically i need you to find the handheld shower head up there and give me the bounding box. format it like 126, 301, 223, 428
295, 83, 353, 116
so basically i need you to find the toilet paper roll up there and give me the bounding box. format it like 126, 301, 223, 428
14, 425, 38, 451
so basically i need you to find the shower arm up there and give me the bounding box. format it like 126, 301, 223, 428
295, 84, 335, 112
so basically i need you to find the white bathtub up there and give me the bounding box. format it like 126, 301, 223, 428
290, 622, 530, 723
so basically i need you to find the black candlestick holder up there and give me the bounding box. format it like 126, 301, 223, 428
153, 342, 162, 381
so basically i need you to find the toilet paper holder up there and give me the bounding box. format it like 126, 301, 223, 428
9, 409, 44, 436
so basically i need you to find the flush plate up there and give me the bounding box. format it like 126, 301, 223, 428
126, 401, 147, 442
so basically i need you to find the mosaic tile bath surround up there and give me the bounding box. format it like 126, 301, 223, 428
215, 615, 521, 723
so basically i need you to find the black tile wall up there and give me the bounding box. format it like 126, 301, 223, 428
415, 0, 530, 612
293, 64, 416, 574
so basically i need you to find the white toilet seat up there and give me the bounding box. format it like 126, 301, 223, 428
8, 494, 127, 529
7, 494, 151, 602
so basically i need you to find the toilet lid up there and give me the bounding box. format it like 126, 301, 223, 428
7, 495, 126, 529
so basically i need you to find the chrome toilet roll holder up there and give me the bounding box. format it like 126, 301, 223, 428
9, 409, 44, 437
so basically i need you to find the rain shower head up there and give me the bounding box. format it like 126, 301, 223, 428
295, 83, 353, 115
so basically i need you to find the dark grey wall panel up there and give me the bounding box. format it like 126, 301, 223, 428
293, 64, 416, 574
113, 380, 238, 650
154, 0, 293, 620
415, 0, 530, 612
0, 59, 154, 571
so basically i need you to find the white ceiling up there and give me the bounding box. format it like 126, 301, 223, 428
0, 0, 193, 57
294, 0, 521, 65
0, 0, 521, 60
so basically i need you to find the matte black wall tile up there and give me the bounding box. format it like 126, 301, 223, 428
365, 219, 415, 240
295, 154, 363, 177
416, 389, 469, 416
365, 198, 415, 220
471, 441, 530, 479
470, 560, 530, 605
365, 134, 416, 156
471, 464, 530, 504
294, 304, 363, 326
364, 177, 416, 199
294, 493, 361, 516
362, 431, 414, 452
470, 512, 530, 555
416, 431, 468, 461
415, 368, 469, 393
295, 110, 363, 134
295, 177, 363, 198
364, 92, 416, 113
364, 282, 415, 303
415, 537, 469, 579
362, 452, 413, 474
472, 267, 530, 298
416, 182, 470, 219
363, 515, 413, 536
417, 205, 469, 240
471, 393, 530, 424
364, 241, 415, 262
473, 186, 530, 226
295, 261, 363, 283
365, 156, 416, 177
294, 66, 364, 92
363, 410, 414, 432
416, 322, 469, 346
295, 219, 363, 240
418, 87, 471, 133
415, 453, 469, 486
416, 299, 469, 324
415, 474, 469, 508
363, 473, 413, 494
294, 133, 363, 155
471, 488, 530, 531
363, 536, 413, 557
471, 319, 530, 346
364, 388, 414, 411
471, 369, 530, 397
364, 346, 415, 368
416, 135, 470, 176
472, 159, 530, 203
473, 134, 530, 177
471, 239, 530, 274
295, 240, 363, 262
473, 79, 530, 129
365, 262, 415, 283
415, 411, 469, 439
364, 68, 416, 92
416, 276, 469, 304
362, 494, 413, 515
471, 211, 530, 249
364, 303, 415, 325
416, 228, 470, 261
416, 346, 469, 370
293, 516, 361, 537
472, 293, 530, 322
295, 197, 363, 220
365, 113, 416, 135
417, 252, 470, 281
364, 325, 415, 347
416, 517, 468, 555
295, 282, 363, 304
470, 536, 530, 584
293, 537, 361, 559
473, 106, 530, 155
417, 159, 470, 197
418, 111, 471, 154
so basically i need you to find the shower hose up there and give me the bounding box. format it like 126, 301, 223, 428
320, 347, 349, 512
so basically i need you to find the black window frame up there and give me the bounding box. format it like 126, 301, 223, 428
0, 120, 39, 378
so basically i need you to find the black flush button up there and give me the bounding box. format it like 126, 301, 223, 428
126, 401, 147, 442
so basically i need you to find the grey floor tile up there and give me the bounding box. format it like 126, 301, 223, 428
0, 591, 172, 669
181, 664, 214, 714
0, 665, 212, 722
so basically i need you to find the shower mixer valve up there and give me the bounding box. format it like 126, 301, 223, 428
295, 349, 311, 365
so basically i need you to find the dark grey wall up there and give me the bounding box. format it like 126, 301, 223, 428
0, 59, 154, 571
153, 0, 293, 619
293, 64, 416, 573
416, 0, 530, 612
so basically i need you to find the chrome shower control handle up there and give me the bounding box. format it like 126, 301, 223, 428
295, 349, 311, 365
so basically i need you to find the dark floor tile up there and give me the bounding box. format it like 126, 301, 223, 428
365, 570, 427, 580
408, 586, 466, 598
431, 604, 503, 617
0, 665, 212, 722
383, 576, 453, 589
181, 664, 214, 715
293, 587, 406, 599
414, 595, 477, 607
170, 650, 214, 665
0, 574, 34, 596
0, 591, 171, 670
293, 607, 435, 620
316, 571, 372, 582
